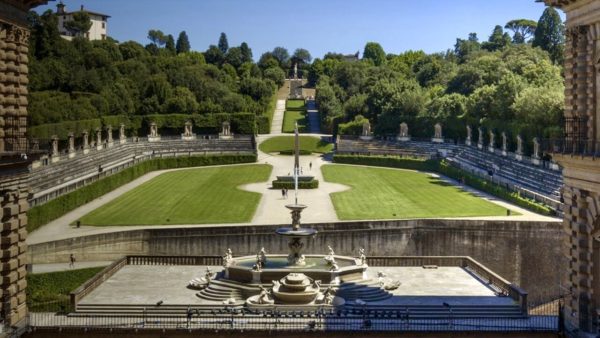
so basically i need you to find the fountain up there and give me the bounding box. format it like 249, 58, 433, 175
193, 125, 396, 308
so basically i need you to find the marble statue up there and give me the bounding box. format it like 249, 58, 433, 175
432, 123, 443, 143
466, 125, 472, 146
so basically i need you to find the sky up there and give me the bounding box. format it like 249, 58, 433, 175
36, 0, 564, 60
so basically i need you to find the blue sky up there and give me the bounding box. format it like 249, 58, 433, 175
36, 0, 563, 60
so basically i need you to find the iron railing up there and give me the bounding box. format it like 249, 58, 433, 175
542, 138, 600, 158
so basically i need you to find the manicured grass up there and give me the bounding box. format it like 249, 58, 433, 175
79, 164, 272, 226
259, 136, 333, 154
322, 164, 509, 220
283, 99, 307, 133
28, 267, 105, 311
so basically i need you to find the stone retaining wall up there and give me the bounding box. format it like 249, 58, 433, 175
28, 219, 564, 300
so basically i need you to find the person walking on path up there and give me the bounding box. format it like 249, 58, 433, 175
309, 162, 312, 171
284, 188, 288, 199
69, 254, 75, 268
281, 188, 285, 199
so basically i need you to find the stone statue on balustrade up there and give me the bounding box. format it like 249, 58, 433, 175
219, 121, 233, 140
96, 128, 103, 150
515, 135, 524, 161
477, 127, 484, 149
359, 120, 373, 140
432, 123, 443, 143
501, 132, 508, 156
397, 122, 410, 142
488, 130, 495, 153
465, 125, 472, 146
182, 120, 196, 140
51, 135, 59, 162
82, 131, 90, 154
68, 133, 75, 158
532, 137, 541, 165
148, 122, 161, 142
119, 124, 126, 144
106, 125, 114, 147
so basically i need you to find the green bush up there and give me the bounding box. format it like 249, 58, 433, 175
279, 149, 312, 155
332, 154, 554, 216
272, 180, 319, 189
256, 115, 270, 134
27, 154, 257, 232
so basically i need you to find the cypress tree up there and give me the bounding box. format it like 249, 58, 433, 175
218, 32, 229, 54
532, 7, 565, 64
176, 31, 191, 54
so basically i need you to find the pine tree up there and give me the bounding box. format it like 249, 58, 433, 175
165, 34, 176, 54
533, 7, 565, 64
176, 31, 191, 54
218, 32, 229, 54
240, 42, 252, 63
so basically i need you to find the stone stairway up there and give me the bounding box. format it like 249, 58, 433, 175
195, 279, 245, 302
336, 279, 393, 302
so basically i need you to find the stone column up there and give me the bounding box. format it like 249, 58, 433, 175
95, 128, 103, 150
82, 130, 90, 154
50, 135, 59, 162
106, 125, 113, 148
532, 137, 541, 165
68, 132, 75, 158
501, 132, 508, 157
477, 127, 484, 150
119, 123, 126, 144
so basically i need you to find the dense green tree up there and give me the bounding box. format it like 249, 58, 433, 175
532, 7, 565, 64
505, 19, 537, 43
164, 87, 199, 114
363, 42, 386, 66
148, 29, 167, 47
218, 32, 229, 54
263, 67, 286, 87
165, 34, 176, 54
225, 47, 244, 68
64, 11, 92, 38
271, 47, 290, 65
175, 31, 191, 54
204, 45, 224, 65
482, 25, 511, 51
292, 48, 312, 64
119, 41, 148, 60
454, 33, 480, 63
240, 42, 253, 63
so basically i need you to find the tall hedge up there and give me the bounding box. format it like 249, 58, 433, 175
332, 154, 554, 216
27, 154, 257, 232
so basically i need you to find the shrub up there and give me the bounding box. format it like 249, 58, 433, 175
27, 154, 257, 232
333, 154, 439, 171
272, 180, 319, 189
279, 150, 312, 155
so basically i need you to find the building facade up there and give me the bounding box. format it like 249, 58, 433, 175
0, 0, 48, 331
543, 0, 600, 336
56, 2, 109, 41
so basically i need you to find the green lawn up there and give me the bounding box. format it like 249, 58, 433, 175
283, 99, 307, 133
79, 164, 272, 226
259, 135, 333, 154
28, 267, 105, 311
322, 164, 509, 220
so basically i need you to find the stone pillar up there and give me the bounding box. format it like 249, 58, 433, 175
50, 135, 59, 163
68, 132, 75, 158
431, 123, 443, 143
515, 135, 523, 161
477, 127, 484, 150
488, 130, 495, 153
95, 128, 102, 150
0, 18, 30, 153
106, 125, 113, 148
119, 123, 126, 144
82, 130, 90, 154
501, 132, 508, 157
465, 125, 472, 146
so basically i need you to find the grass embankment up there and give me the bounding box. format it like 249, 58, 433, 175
28, 267, 105, 312
79, 164, 271, 226
322, 164, 509, 220
282, 100, 307, 133
259, 135, 333, 154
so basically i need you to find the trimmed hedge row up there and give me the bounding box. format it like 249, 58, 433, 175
332, 154, 554, 216
27, 154, 257, 232
332, 154, 439, 172
272, 180, 319, 189
29, 113, 260, 139
279, 150, 313, 156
